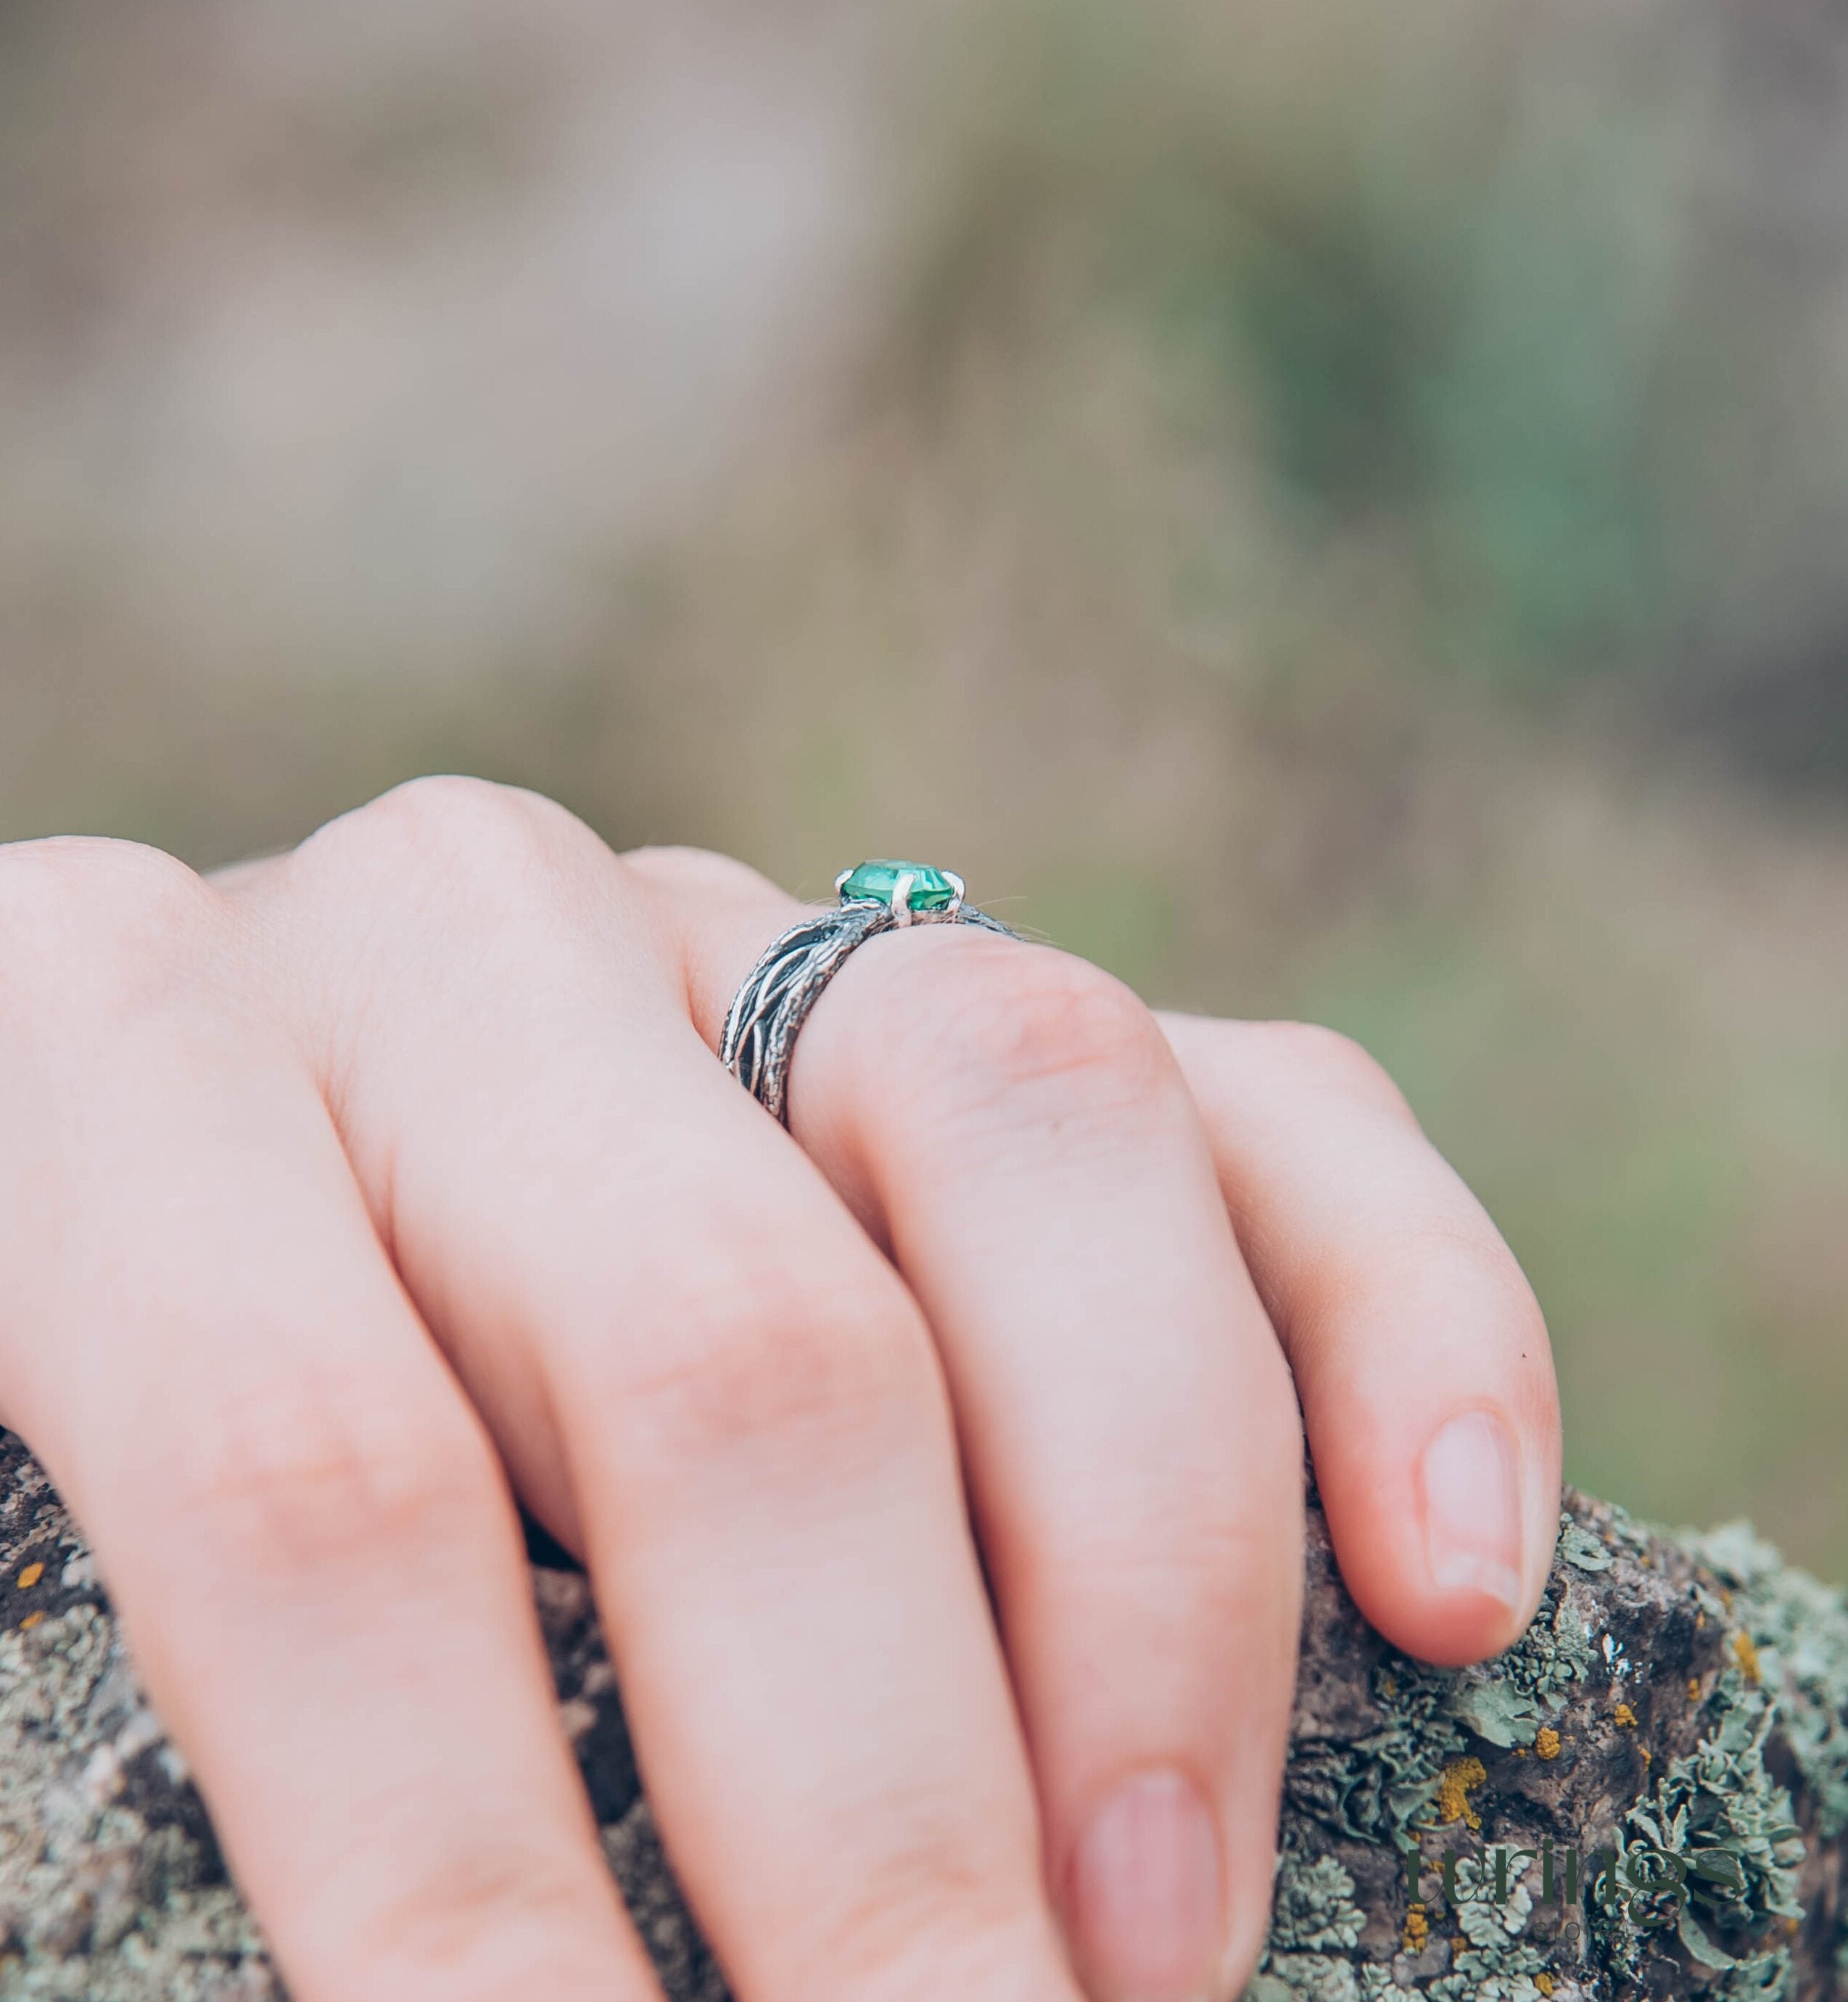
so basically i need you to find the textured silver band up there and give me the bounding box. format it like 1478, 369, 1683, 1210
719, 879, 1016, 1126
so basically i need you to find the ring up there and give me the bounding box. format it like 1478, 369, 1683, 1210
720, 860, 1018, 1125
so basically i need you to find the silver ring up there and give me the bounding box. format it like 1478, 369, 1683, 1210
720, 860, 1017, 1125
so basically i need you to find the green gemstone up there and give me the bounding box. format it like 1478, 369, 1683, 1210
838, 859, 957, 913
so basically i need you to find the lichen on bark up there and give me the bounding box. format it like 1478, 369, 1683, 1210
0, 1428, 1841, 2002
1245, 1488, 1847, 2002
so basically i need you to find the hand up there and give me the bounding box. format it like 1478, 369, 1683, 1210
0, 778, 1560, 2002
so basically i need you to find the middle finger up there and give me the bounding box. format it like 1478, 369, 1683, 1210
257, 784, 1092, 2002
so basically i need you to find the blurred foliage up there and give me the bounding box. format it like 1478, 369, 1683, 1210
903, 0, 1848, 730
0, 0, 1844, 1573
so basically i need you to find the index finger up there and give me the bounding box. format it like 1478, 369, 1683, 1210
0, 842, 658, 2002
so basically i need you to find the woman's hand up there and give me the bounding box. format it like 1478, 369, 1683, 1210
0, 778, 1560, 2002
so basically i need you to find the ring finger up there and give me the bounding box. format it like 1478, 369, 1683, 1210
652, 850, 1306, 2002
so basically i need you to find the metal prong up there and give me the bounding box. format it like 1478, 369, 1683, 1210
891, 870, 917, 927
943, 870, 966, 919
833, 867, 854, 899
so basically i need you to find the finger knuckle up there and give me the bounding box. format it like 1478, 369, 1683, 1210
351, 1845, 604, 1986
298, 774, 610, 915
170, 1391, 492, 1578
1036, 1391, 1302, 1608
894, 938, 1173, 1119
811, 1829, 1044, 1997
0, 837, 216, 1024
1250, 1018, 1411, 1116
595, 1251, 941, 1480
1403, 1209, 1540, 1313
1423, 1226, 1556, 1403
620, 842, 779, 902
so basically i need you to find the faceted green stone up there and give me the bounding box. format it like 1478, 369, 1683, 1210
838, 860, 957, 912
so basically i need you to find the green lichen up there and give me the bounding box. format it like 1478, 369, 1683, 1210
1427, 1947, 1551, 2002
1559, 1521, 1615, 1572
1259, 1517, 1612, 2002
1421, 1874, 1551, 2002
1458, 1877, 1533, 1944
1251, 1510, 1844, 2002
1287, 1659, 1469, 1847
1451, 1536, 1602, 1737
1609, 1649, 1803, 2001
1269, 1852, 1368, 1955
1250, 1952, 1361, 2002
1674, 1517, 1848, 1995
1247, 1822, 1369, 1997
1680, 1520, 1848, 1840
1355, 1971, 1426, 2001
1451, 1677, 1542, 1750
1439, 1517, 1604, 1763
1293, 1554, 1599, 1849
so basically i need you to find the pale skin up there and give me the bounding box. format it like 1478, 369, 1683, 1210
0, 776, 1562, 2002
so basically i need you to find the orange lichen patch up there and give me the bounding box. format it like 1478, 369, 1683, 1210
1513, 1746, 1529, 1759
1402, 1905, 1429, 1953
1639, 1746, 1652, 1766
19, 1612, 43, 1631
1535, 1727, 1562, 1762
1536, 1975, 1556, 1997
1696, 1610, 1707, 1631
1733, 1631, 1762, 1686
1614, 1702, 1638, 1729
1436, 1756, 1488, 1829
15, 1563, 42, 1591
1688, 1676, 1702, 1702
1381, 1675, 1397, 1699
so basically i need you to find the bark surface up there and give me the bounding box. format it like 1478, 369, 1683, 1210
0, 1430, 1841, 2001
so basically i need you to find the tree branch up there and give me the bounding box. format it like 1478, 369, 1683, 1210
0, 1431, 1841, 2001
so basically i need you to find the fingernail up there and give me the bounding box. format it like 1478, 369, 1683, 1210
1067, 1766, 1224, 2002
1420, 1409, 1524, 1610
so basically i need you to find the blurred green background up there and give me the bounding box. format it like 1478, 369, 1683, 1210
3, 0, 1844, 1576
